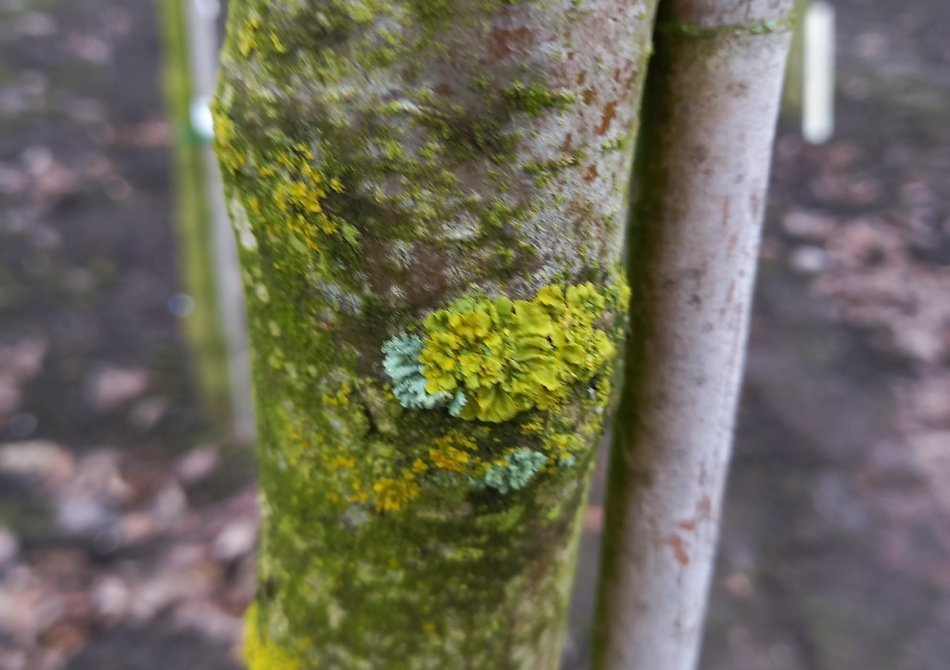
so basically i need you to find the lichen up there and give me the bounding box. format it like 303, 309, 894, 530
480, 448, 549, 494
382, 282, 617, 423
237, 15, 261, 58
244, 604, 301, 670
429, 430, 478, 473
381, 333, 449, 409
523, 154, 583, 187
372, 468, 423, 511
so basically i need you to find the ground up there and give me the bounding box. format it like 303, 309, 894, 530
0, 0, 948, 668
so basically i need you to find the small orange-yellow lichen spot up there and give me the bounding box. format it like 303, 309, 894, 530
428, 431, 478, 473
372, 470, 421, 512
411, 458, 429, 474
428, 445, 470, 473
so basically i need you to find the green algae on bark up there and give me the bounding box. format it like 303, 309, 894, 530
213, 0, 657, 667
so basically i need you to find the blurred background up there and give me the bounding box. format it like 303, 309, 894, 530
0, 0, 948, 668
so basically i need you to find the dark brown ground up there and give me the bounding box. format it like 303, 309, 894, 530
1, 0, 948, 669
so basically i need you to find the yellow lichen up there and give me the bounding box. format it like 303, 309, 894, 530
417, 283, 616, 422
372, 470, 422, 512
429, 431, 478, 473
329, 455, 355, 469
411, 458, 429, 474
243, 603, 301, 670
269, 32, 288, 54
544, 433, 584, 467
237, 16, 261, 58
322, 382, 351, 408
211, 109, 245, 174
428, 445, 470, 472
213, 117, 352, 260
262, 145, 346, 253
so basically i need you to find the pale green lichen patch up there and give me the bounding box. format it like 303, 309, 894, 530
382, 333, 450, 410
480, 448, 548, 494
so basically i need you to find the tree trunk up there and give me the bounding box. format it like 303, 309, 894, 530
158, 0, 234, 433
181, 0, 258, 442
593, 2, 794, 669
212, 0, 656, 667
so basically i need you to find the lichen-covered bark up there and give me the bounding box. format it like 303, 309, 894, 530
212, 0, 656, 667
593, 2, 795, 669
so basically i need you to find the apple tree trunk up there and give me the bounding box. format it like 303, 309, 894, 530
212, 0, 658, 667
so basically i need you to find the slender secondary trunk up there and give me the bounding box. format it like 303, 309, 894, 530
593, 2, 794, 669
212, 0, 656, 667
181, 0, 258, 442
158, 0, 233, 432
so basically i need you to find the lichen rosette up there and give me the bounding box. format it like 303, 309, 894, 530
385, 282, 619, 423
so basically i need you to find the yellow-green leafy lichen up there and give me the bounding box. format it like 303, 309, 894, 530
479, 448, 549, 494
383, 282, 618, 423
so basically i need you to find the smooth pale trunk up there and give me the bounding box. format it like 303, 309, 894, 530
594, 1, 795, 669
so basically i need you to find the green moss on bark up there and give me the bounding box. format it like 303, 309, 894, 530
501, 82, 578, 117
214, 0, 655, 666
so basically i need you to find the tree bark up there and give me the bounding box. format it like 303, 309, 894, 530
212, 0, 656, 667
593, 1, 794, 669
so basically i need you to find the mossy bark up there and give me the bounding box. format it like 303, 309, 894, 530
212, 0, 657, 667
593, 1, 795, 669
